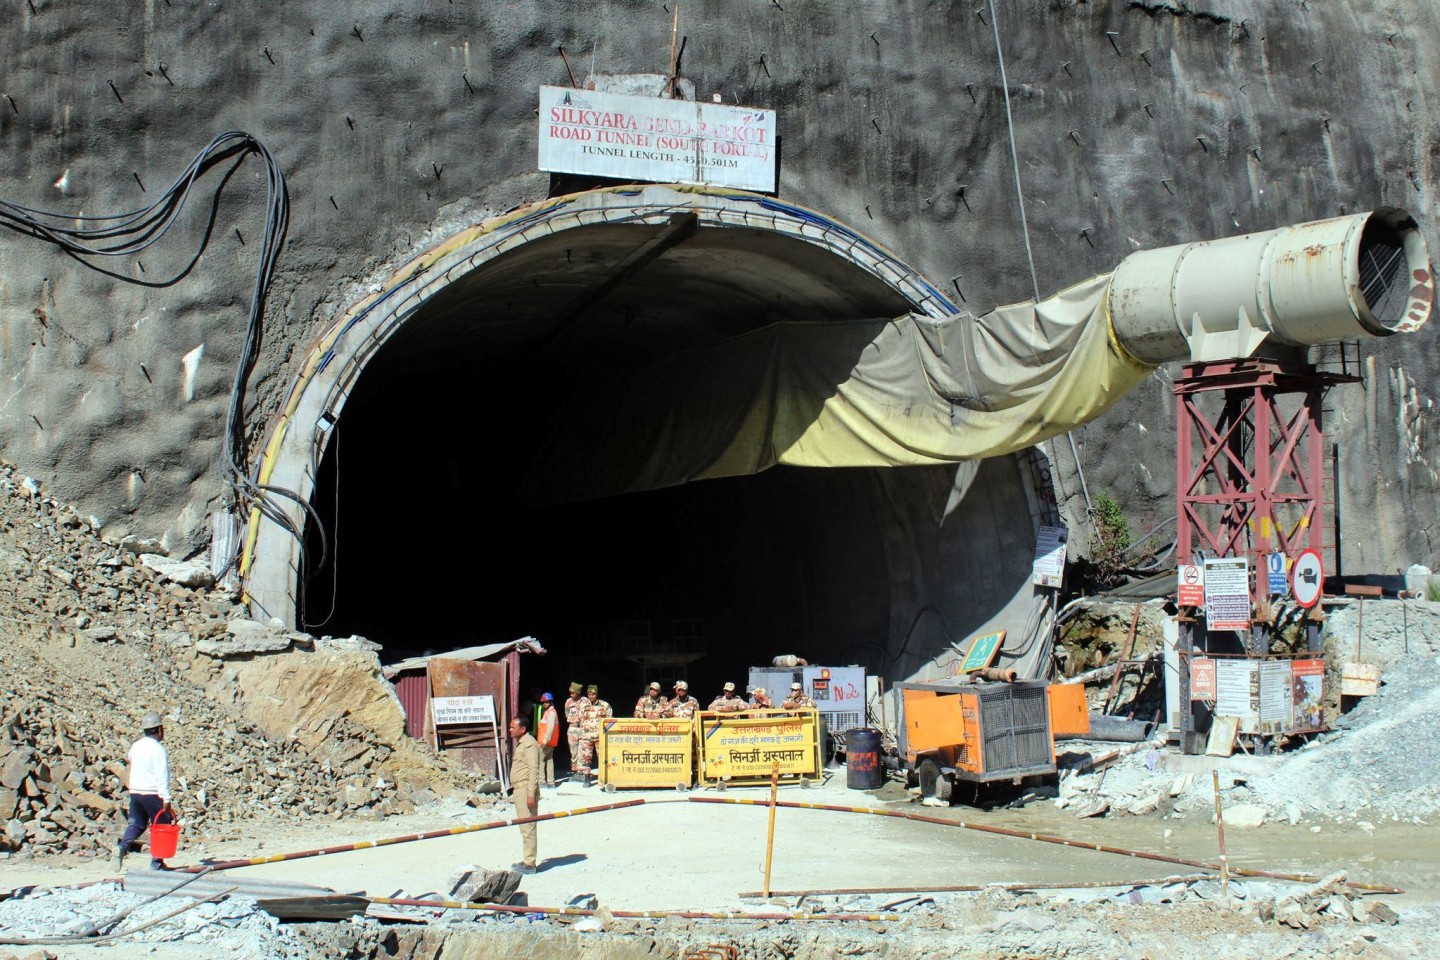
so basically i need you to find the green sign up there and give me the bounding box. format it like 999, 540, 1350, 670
958, 630, 1006, 673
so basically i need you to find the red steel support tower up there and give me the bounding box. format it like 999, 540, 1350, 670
1173, 358, 1355, 617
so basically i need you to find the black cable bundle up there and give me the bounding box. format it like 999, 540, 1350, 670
0, 132, 323, 576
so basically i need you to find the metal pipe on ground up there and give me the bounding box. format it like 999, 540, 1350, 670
176, 800, 646, 873
741, 875, 1213, 898
368, 895, 899, 922
689, 798, 1403, 895
1083, 715, 1156, 742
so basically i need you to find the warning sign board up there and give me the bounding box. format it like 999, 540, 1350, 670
1189, 657, 1217, 701
1292, 549, 1324, 608
1178, 564, 1204, 607
1204, 557, 1251, 631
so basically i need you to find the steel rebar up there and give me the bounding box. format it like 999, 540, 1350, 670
689, 798, 1403, 894
179, 799, 646, 873
741, 874, 1212, 898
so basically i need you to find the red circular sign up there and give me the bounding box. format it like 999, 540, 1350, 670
1291, 549, 1324, 608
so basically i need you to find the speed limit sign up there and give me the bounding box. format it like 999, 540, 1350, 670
1291, 549, 1324, 608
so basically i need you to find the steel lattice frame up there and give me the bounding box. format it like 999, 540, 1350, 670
1174, 359, 1356, 609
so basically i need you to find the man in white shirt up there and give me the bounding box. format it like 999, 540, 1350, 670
116, 711, 175, 871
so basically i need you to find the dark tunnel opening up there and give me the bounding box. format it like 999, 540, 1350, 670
299, 357, 904, 702
290, 211, 1040, 704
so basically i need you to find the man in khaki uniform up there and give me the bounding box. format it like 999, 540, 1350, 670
563, 682, 585, 781
667, 681, 699, 719
634, 681, 670, 719
782, 681, 817, 710
508, 715, 541, 874
708, 681, 748, 713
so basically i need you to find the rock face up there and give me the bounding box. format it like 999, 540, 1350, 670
0, 467, 462, 859
0, 2, 1434, 574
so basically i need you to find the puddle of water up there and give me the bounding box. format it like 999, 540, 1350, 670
870, 786, 1439, 900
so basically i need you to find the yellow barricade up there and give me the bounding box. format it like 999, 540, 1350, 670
695, 709, 821, 785
598, 717, 696, 788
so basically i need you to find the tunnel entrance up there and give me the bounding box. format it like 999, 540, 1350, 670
247, 185, 1048, 693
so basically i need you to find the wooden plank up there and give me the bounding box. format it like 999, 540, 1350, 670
1205, 716, 1239, 757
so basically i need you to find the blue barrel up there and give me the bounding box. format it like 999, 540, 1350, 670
845, 728, 884, 790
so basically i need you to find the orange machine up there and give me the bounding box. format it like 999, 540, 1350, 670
897, 679, 1089, 803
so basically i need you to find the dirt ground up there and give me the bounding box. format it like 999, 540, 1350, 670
5, 769, 1438, 959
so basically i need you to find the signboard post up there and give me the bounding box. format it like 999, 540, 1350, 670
538, 86, 777, 191
1203, 557, 1251, 631
1031, 525, 1068, 588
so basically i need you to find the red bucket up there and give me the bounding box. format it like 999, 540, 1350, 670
150, 811, 180, 860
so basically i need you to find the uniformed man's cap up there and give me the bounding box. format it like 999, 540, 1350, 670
723, 682, 736, 691
648, 682, 660, 691
675, 681, 689, 689
790, 682, 803, 690
569, 682, 583, 694
586, 684, 599, 694
753, 687, 766, 696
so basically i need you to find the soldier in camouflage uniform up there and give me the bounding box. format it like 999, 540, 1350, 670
782, 681, 817, 710
575, 684, 612, 785
563, 682, 585, 780
708, 681, 748, 713
667, 680, 699, 720
633, 681, 670, 719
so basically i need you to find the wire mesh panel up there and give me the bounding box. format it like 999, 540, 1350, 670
978, 683, 1053, 777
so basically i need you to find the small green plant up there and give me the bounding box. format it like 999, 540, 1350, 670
1428, 578, 1440, 602
1089, 491, 1132, 581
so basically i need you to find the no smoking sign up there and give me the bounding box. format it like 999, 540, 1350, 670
1178, 563, 1204, 607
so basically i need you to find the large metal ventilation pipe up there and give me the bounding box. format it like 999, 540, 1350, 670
1107, 208, 1432, 364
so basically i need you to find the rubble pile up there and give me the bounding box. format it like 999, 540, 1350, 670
0, 465, 465, 861
1049, 652, 1440, 827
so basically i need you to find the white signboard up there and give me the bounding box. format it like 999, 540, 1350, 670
1214, 659, 1259, 730
538, 85, 777, 191
1258, 660, 1293, 731
1203, 557, 1251, 631
432, 695, 496, 726
1031, 525, 1068, 588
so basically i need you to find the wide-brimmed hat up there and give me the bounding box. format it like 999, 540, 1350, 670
141, 711, 163, 731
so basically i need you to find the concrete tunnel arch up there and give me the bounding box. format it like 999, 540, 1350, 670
242, 184, 1058, 683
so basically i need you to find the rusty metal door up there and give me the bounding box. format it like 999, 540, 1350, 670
428, 657, 508, 777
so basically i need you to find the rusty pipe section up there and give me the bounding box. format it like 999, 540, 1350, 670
1108, 208, 1432, 364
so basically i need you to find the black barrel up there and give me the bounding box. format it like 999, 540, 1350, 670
845, 728, 884, 790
